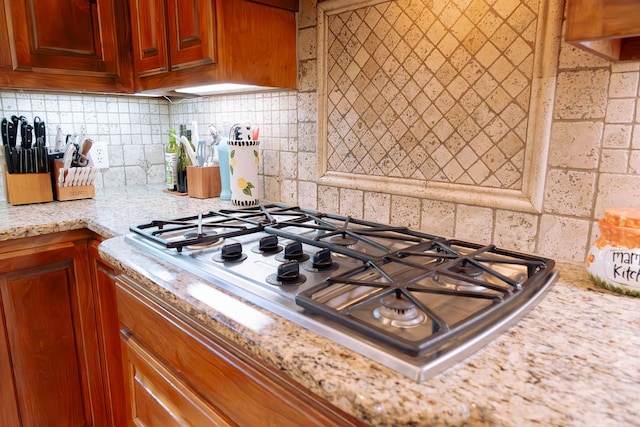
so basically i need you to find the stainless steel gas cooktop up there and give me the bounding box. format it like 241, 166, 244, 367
126, 204, 558, 382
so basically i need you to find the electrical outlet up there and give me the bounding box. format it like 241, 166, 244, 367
91, 141, 110, 168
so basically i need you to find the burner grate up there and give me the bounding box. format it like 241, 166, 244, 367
296, 239, 555, 357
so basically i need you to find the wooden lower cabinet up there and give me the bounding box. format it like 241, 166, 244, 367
0, 230, 123, 427
89, 240, 126, 427
116, 276, 365, 427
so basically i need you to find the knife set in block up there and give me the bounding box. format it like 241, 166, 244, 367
187, 166, 221, 198
3, 165, 53, 205
53, 160, 96, 201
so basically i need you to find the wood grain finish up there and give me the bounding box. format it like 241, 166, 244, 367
0, 231, 106, 426
248, 0, 299, 12
565, 0, 640, 61
123, 334, 233, 426
131, 0, 216, 78
134, 0, 296, 93
0, 0, 133, 92
129, 0, 169, 76
116, 276, 365, 427
89, 240, 127, 427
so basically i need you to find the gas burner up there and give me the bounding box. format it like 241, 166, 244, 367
373, 292, 426, 328
451, 261, 484, 277
212, 243, 247, 263
184, 230, 216, 240
329, 235, 358, 246
433, 261, 488, 289
266, 261, 306, 286
251, 235, 283, 255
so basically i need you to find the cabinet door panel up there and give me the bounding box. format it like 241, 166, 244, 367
10, 0, 116, 73
130, 0, 169, 76
167, 0, 216, 70
2, 263, 86, 426
0, 0, 133, 92
0, 241, 106, 427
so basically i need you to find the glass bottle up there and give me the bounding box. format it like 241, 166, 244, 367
176, 138, 191, 193
164, 129, 179, 191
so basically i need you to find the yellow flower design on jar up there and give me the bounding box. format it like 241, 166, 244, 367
237, 177, 255, 196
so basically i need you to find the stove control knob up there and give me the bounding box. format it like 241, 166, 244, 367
312, 248, 333, 269
222, 242, 243, 260
283, 241, 304, 259
277, 260, 300, 281
259, 235, 279, 252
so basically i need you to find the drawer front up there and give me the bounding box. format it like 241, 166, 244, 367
122, 333, 231, 427
116, 276, 362, 427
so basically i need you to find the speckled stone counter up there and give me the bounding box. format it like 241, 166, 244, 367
2, 185, 639, 426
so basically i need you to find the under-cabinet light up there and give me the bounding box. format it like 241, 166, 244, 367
175, 83, 268, 95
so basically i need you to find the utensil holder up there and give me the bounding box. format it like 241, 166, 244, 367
187, 166, 221, 199
52, 160, 95, 201
228, 140, 259, 206
3, 166, 53, 205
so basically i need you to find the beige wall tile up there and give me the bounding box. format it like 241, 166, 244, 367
364, 192, 391, 224
555, 70, 609, 120
494, 210, 538, 253
339, 188, 364, 218
609, 71, 639, 98
544, 169, 596, 217
298, 0, 317, 29
280, 151, 298, 179
455, 204, 493, 244
600, 149, 629, 173
538, 215, 590, 262
280, 179, 298, 205
420, 200, 455, 237
297, 181, 317, 210
629, 150, 640, 174
390, 195, 421, 229
593, 174, 640, 217
602, 124, 632, 148
317, 185, 339, 213
297, 27, 316, 62
606, 98, 636, 123
549, 122, 602, 169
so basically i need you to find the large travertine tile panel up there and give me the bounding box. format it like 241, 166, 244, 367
323, 0, 537, 190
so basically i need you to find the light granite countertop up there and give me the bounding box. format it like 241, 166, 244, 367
2, 185, 638, 426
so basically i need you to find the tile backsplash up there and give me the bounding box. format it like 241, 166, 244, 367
0, 92, 171, 188
1, 0, 639, 265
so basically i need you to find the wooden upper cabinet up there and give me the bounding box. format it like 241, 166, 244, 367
565, 0, 640, 61
130, 0, 216, 77
132, 0, 297, 94
0, 0, 133, 93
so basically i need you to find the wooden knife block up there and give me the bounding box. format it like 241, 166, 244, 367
187, 166, 221, 199
3, 166, 53, 205
53, 160, 95, 201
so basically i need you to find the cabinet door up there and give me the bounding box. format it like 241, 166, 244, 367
0, 0, 133, 92
166, 0, 216, 70
129, 0, 169, 77
130, 0, 215, 78
89, 240, 127, 427
0, 240, 107, 426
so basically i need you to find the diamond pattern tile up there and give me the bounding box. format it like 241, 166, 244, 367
326, 0, 536, 189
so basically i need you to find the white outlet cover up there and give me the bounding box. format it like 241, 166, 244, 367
91, 141, 110, 168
